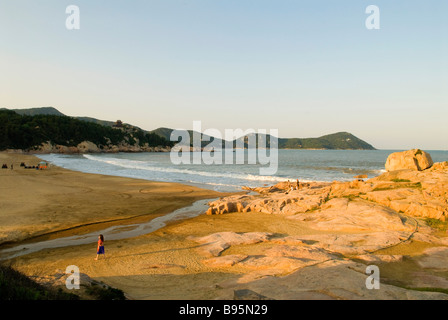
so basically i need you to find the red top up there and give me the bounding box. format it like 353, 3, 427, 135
98, 239, 103, 249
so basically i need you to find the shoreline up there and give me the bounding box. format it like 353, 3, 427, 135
32, 151, 391, 192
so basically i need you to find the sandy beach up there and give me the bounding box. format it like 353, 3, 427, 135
2, 151, 448, 300
0, 152, 228, 244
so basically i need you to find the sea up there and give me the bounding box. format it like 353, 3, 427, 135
38, 150, 448, 193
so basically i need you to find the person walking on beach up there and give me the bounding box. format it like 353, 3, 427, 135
95, 234, 105, 260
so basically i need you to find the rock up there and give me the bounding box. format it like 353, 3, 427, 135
289, 198, 415, 233
207, 184, 331, 215
219, 259, 448, 300
284, 232, 411, 256
410, 272, 448, 289
417, 247, 448, 270
207, 152, 448, 222
31, 140, 171, 154
354, 254, 403, 263
202, 255, 248, 268
429, 161, 448, 172
199, 153, 448, 300
239, 256, 312, 274
34, 269, 99, 288
189, 232, 272, 257
77, 141, 100, 153
385, 149, 433, 172
264, 245, 335, 262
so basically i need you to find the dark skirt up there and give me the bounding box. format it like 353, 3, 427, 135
97, 246, 105, 255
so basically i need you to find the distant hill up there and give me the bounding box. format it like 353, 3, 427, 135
4, 107, 66, 117
75, 117, 117, 127
150, 127, 176, 142
151, 128, 376, 150
1, 107, 376, 151
2, 107, 118, 127
150, 127, 220, 149
278, 132, 376, 150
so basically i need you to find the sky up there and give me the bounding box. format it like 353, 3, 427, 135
1, 0, 447, 150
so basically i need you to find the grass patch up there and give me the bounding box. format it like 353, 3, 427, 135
0, 264, 79, 300
305, 206, 321, 213
322, 192, 331, 204
408, 287, 448, 295
341, 194, 358, 201
373, 182, 422, 192
425, 218, 448, 232
391, 179, 411, 183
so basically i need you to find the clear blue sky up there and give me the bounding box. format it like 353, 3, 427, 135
1, 0, 447, 150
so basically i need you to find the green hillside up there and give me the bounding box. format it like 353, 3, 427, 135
278, 132, 376, 150
0, 110, 172, 151
150, 127, 178, 142
151, 128, 375, 150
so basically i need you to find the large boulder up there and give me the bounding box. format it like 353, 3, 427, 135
77, 141, 100, 153
385, 149, 433, 172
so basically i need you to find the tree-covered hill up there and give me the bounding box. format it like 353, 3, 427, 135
151, 128, 376, 150
0, 110, 172, 151
278, 132, 376, 150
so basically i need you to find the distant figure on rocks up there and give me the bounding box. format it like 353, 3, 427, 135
296, 179, 300, 190
286, 180, 293, 194
95, 234, 106, 260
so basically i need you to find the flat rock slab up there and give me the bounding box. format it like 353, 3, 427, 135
417, 247, 448, 270
289, 198, 415, 233
218, 260, 448, 300
189, 232, 272, 257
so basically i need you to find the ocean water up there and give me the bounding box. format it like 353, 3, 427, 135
38, 150, 448, 192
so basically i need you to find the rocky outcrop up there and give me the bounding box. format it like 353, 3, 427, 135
188, 232, 272, 257
191, 231, 448, 300
33, 141, 171, 154
206, 182, 331, 215
196, 150, 448, 300
207, 161, 448, 222
289, 197, 415, 233
385, 149, 433, 172
77, 141, 100, 153
218, 258, 448, 300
